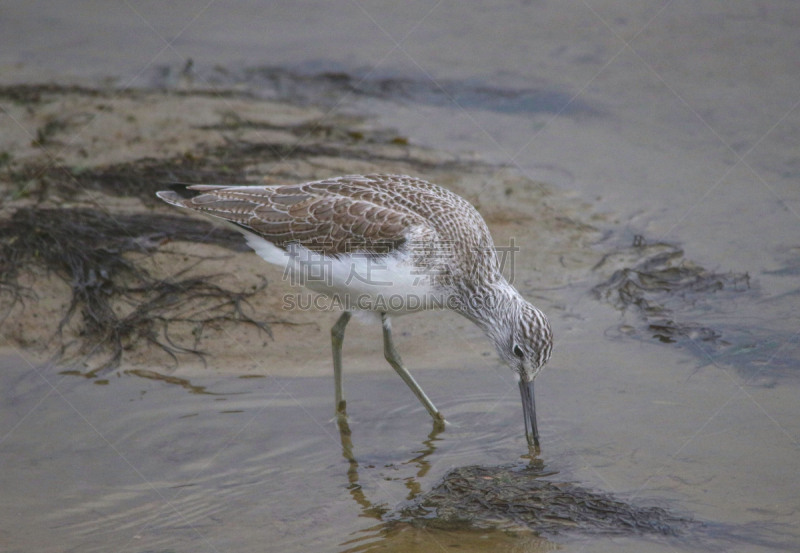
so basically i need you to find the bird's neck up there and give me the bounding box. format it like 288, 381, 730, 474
453, 276, 523, 332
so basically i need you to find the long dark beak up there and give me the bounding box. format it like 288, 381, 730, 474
518, 378, 539, 448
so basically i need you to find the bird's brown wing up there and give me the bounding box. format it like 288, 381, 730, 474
156, 177, 429, 257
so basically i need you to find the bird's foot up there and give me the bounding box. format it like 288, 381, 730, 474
430, 412, 448, 433
522, 442, 542, 461
335, 402, 352, 436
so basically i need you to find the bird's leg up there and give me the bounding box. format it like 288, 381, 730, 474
381, 313, 445, 425
331, 311, 352, 417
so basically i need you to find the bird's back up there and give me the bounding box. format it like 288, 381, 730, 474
158, 174, 499, 282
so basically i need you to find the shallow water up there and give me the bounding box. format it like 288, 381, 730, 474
2, 1, 800, 551
2, 346, 797, 552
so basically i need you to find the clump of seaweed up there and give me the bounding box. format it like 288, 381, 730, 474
0, 83, 104, 105
58, 137, 467, 206
0, 206, 270, 374
592, 237, 751, 348
392, 464, 694, 538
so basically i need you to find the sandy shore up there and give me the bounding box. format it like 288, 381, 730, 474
0, 84, 602, 378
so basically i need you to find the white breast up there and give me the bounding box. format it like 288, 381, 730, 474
243, 232, 449, 317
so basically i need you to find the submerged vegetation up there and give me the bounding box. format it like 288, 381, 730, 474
593, 237, 753, 351
391, 463, 695, 538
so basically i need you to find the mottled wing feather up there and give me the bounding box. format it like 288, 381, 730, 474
160, 180, 426, 257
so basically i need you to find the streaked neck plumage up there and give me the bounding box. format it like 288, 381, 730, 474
453, 275, 552, 379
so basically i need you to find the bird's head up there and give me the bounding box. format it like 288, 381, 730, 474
484, 295, 552, 449
493, 300, 553, 381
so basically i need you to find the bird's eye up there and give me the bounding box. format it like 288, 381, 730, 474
513, 345, 524, 359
